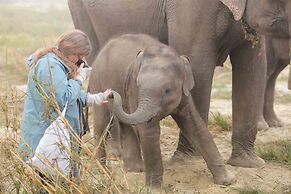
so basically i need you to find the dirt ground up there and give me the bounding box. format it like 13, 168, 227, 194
1, 97, 289, 194
116, 99, 291, 194
2, 70, 291, 194
8, 72, 291, 194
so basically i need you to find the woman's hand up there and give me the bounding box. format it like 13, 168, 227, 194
102, 89, 112, 103
87, 89, 112, 105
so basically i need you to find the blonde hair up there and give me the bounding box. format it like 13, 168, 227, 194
31, 29, 92, 78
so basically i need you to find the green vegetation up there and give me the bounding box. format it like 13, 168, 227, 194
209, 111, 232, 131
256, 140, 291, 167
160, 116, 178, 128
211, 66, 232, 99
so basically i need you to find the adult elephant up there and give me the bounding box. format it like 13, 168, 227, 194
68, 0, 291, 168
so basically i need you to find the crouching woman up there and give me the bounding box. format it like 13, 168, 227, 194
18, 29, 111, 180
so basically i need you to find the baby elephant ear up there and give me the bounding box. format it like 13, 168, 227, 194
132, 51, 144, 80
181, 55, 195, 96
219, 0, 247, 21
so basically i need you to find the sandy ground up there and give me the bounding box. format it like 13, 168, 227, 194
116, 99, 291, 194
1, 96, 290, 193
2, 73, 290, 193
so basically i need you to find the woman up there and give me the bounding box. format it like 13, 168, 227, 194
18, 29, 110, 176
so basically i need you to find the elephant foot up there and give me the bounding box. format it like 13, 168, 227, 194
213, 171, 236, 186
257, 119, 270, 131
265, 117, 283, 128
123, 158, 144, 172
146, 174, 163, 190
227, 150, 265, 168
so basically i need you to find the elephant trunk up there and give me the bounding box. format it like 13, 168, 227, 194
110, 91, 160, 125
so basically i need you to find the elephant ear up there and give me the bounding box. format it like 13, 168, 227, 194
181, 55, 195, 96
219, 0, 247, 21
132, 51, 144, 81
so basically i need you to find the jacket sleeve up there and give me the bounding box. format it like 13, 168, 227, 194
79, 90, 88, 107
35, 58, 83, 109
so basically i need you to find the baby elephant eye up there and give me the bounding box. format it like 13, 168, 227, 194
164, 88, 172, 94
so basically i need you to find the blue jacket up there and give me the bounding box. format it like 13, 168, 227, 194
18, 52, 87, 160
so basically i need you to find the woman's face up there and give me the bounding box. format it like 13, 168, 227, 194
67, 54, 80, 64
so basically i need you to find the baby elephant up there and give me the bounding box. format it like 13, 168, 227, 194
89, 34, 234, 188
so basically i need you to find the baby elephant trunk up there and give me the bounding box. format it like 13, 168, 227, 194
110, 91, 160, 125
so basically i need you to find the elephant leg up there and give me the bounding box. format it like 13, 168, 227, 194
105, 117, 122, 159
228, 41, 267, 168
173, 132, 199, 159
264, 61, 287, 127
173, 60, 216, 158
166, 0, 217, 158
120, 123, 144, 172
172, 97, 235, 186
257, 114, 269, 131
139, 121, 163, 188
93, 105, 111, 165
68, 0, 100, 64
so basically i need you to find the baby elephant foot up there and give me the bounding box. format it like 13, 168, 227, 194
213, 172, 236, 186
123, 158, 144, 172
227, 150, 265, 168
211, 165, 236, 186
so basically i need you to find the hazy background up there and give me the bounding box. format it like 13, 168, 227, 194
0, 0, 73, 86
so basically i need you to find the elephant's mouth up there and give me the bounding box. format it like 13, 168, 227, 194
146, 112, 160, 123
147, 118, 154, 123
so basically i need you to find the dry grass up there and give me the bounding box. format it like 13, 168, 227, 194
256, 140, 291, 167
208, 111, 232, 131
160, 116, 178, 129
0, 3, 151, 192
0, 83, 153, 194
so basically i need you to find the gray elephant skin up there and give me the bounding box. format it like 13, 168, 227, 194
68, 0, 291, 168
89, 34, 234, 188
263, 37, 289, 128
